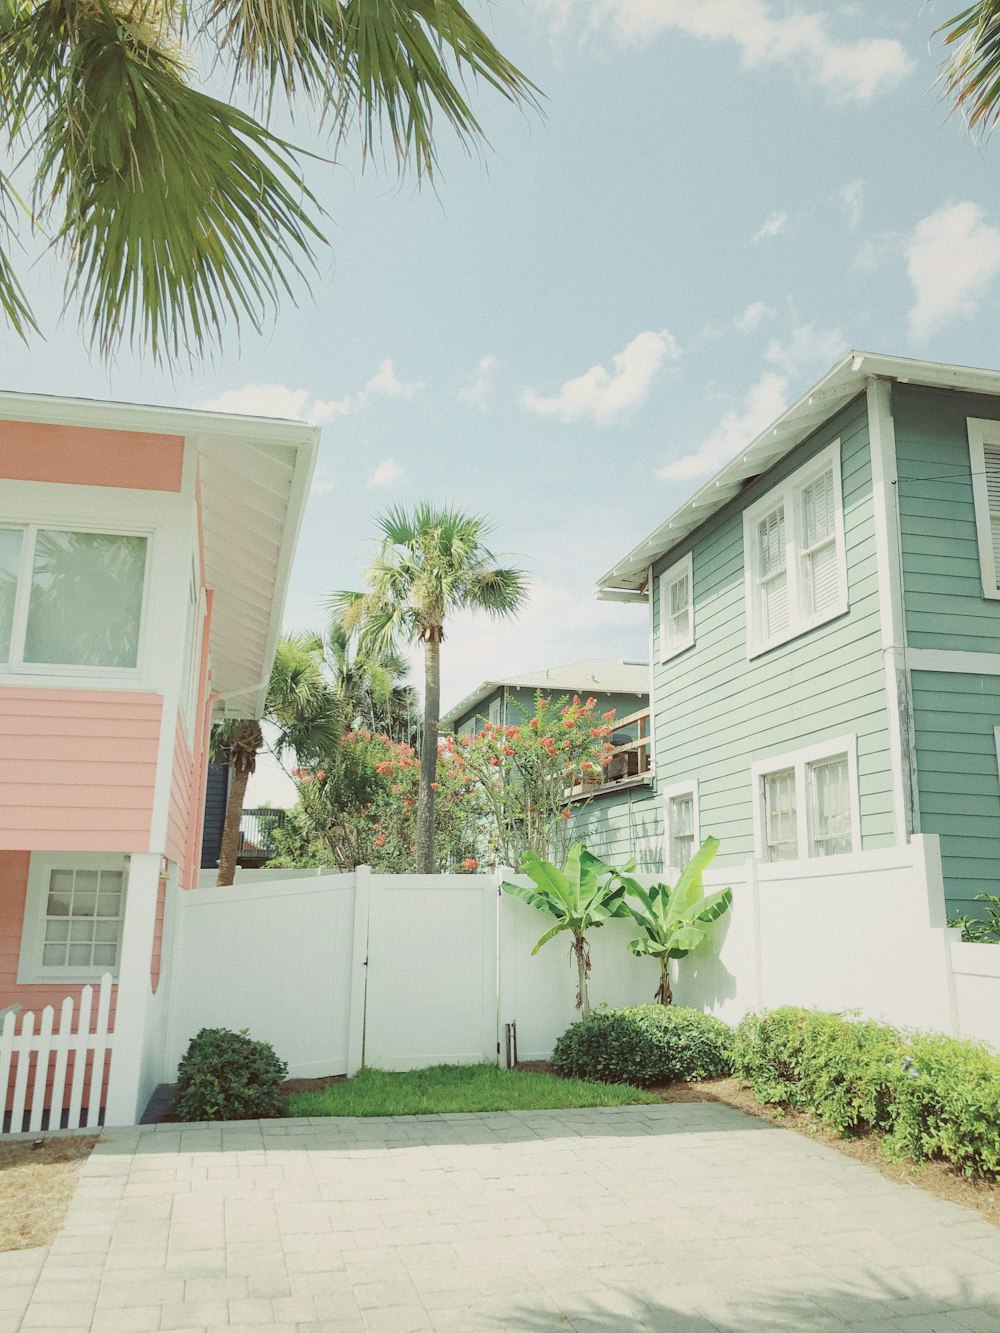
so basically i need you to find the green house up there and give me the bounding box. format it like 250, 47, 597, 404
441, 659, 661, 864
590, 351, 1000, 919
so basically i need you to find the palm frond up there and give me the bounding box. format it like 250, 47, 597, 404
7, 0, 323, 360
937, 1, 1000, 131
0, 171, 38, 341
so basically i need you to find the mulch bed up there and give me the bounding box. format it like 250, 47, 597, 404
0, 1136, 98, 1253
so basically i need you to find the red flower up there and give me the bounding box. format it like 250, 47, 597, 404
502, 746, 514, 757
490, 756, 501, 767
561, 810, 571, 820
431, 782, 439, 790
601, 709, 616, 722
529, 718, 538, 729
374, 834, 387, 847
586, 697, 597, 708
463, 857, 479, 870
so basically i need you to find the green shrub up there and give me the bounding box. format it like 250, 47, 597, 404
886, 1032, 1000, 1176
732, 1007, 904, 1137
171, 1027, 288, 1122
552, 1005, 733, 1085
733, 1007, 1000, 1178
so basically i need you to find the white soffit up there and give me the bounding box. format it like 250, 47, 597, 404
596, 350, 1000, 598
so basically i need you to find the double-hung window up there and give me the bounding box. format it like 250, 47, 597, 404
659, 552, 694, 661
752, 737, 859, 863
0, 524, 148, 673
18, 854, 128, 984
743, 442, 847, 657
663, 780, 699, 870
967, 418, 1000, 599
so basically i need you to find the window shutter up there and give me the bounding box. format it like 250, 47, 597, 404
984, 443, 1000, 585
757, 506, 788, 638
801, 470, 840, 614
763, 767, 797, 861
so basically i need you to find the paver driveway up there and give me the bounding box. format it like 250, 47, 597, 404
2, 1103, 999, 1331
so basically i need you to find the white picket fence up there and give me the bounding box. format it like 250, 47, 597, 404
1, 974, 114, 1135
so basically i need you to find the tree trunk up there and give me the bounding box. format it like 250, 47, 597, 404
658, 955, 673, 1005
415, 633, 441, 873
217, 763, 252, 886
573, 930, 591, 1019
216, 719, 263, 886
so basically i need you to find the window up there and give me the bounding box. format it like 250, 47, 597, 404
18, 854, 128, 983
743, 442, 847, 657
488, 696, 502, 727
0, 524, 148, 671
663, 780, 699, 870
967, 418, 1000, 599
659, 552, 694, 661
752, 737, 859, 863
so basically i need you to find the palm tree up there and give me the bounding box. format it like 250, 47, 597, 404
939, 2, 1000, 129
212, 633, 340, 885
0, 1, 537, 361
331, 505, 528, 872
312, 619, 418, 744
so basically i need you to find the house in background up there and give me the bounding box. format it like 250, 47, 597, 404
0, 395, 316, 1129
441, 659, 663, 869
593, 351, 1000, 920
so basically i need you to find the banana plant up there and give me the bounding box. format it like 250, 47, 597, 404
502, 844, 626, 1018
613, 836, 732, 1005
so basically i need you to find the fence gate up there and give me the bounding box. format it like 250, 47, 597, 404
362, 875, 499, 1071
1, 973, 114, 1134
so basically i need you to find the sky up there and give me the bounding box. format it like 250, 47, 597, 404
3, 0, 999, 803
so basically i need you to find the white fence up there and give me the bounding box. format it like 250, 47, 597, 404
1, 974, 114, 1134
162, 835, 1000, 1091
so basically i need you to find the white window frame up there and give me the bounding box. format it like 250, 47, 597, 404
0, 519, 152, 679
17, 853, 129, 985
662, 779, 700, 872
659, 551, 695, 662
742, 441, 848, 659
488, 695, 503, 727
751, 735, 860, 864
967, 418, 1000, 600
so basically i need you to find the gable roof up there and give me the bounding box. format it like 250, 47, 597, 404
0, 390, 318, 720
596, 350, 1000, 599
441, 658, 649, 729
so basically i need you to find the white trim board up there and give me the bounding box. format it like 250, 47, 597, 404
908, 649, 1000, 676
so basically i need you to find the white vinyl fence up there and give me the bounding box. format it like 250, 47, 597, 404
162, 834, 1000, 1091
1, 973, 114, 1134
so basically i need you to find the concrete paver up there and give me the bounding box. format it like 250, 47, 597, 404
0, 1104, 999, 1329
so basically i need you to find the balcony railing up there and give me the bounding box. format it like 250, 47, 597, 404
569, 707, 652, 799
238, 808, 287, 865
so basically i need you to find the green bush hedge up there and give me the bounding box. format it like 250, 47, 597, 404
171, 1027, 288, 1122
733, 1007, 1000, 1177
552, 1005, 733, 1085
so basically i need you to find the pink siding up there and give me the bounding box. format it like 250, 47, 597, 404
0, 689, 160, 851
0, 419, 183, 490
166, 716, 193, 872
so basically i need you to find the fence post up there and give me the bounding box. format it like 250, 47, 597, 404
105, 852, 161, 1127
912, 834, 960, 1035
483, 874, 501, 1066
347, 866, 371, 1077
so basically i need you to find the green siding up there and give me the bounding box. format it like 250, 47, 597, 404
650, 393, 895, 866
447, 684, 647, 736
911, 670, 1000, 915
894, 384, 1000, 651
569, 786, 663, 871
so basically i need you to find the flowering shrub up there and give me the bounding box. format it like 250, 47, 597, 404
441, 694, 617, 869
268, 729, 482, 872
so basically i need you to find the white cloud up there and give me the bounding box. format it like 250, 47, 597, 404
194, 358, 424, 428
363, 358, 424, 402
839, 178, 864, 232
733, 301, 778, 334
855, 230, 898, 272
521, 329, 680, 425
367, 457, 403, 488
658, 372, 789, 481
311, 478, 334, 494
194, 384, 351, 426
548, 0, 912, 103
764, 321, 844, 378
906, 202, 1000, 341
752, 210, 789, 243
457, 355, 498, 413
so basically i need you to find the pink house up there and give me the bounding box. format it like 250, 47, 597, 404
0, 395, 317, 1129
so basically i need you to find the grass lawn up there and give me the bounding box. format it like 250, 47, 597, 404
285, 1063, 656, 1118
